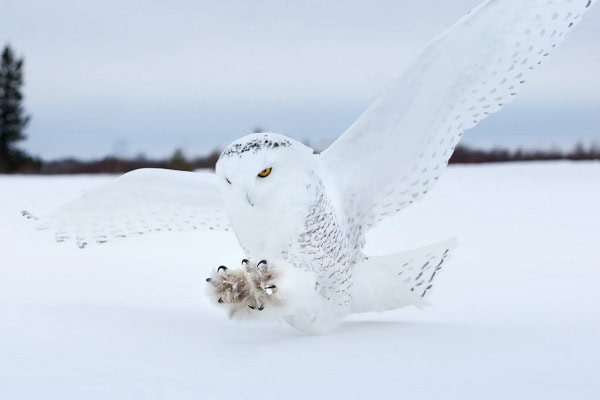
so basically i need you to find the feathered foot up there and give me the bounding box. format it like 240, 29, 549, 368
206, 259, 280, 317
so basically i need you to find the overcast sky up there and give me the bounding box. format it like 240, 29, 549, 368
3, 0, 600, 159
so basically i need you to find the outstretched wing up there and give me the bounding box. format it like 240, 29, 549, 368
22, 168, 229, 248
321, 0, 594, 245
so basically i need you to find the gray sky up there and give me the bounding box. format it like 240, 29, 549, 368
3, 0, 600, 159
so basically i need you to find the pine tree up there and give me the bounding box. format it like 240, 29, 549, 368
0, 45, 31, 172
166, 148, 193, 171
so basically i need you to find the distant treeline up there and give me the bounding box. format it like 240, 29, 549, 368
39, 149, 221, 174
27, 143, 599, 174
449, 143, 600, 164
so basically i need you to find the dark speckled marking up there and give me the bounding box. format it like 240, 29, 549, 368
222, 137, 291, 158
428, 271, 437, 283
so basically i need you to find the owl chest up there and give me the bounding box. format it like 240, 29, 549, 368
227, 179, 353, 267
229, 201, 307, 259
289, 191, 355, 271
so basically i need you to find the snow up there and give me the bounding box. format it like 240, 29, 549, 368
1, 162, 599, 399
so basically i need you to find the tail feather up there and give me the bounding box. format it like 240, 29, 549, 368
350, 238, 457, 314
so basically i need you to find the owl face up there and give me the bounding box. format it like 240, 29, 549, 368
215, 133, 316, 210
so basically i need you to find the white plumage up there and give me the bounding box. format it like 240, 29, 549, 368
23, 0, 595, 333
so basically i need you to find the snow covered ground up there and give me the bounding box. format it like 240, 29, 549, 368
1, 162, 599, 400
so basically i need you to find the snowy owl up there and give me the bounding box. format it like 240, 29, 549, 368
23, 0, 595, 333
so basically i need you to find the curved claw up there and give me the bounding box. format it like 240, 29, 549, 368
241, 258, 249, 266
217, 265, 228, 273
257, 259, 267, 268
205, 277, 212, 282
264, 285, 276, 290
248, 305, 255, 310
257, 305, 265, 311
218, 297, 224, 304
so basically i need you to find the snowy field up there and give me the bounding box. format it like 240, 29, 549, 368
1, 162, 599, 400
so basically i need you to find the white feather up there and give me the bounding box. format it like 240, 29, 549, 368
23, 168, 228, 248
321, 0, 595, 240
350, 239, 458, 314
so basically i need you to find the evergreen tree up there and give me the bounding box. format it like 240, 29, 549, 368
0, 45, 32, 172
166, 148, 193, 171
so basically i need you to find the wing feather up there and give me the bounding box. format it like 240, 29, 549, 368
321, 0, 594, 245
22, 168, 228, 248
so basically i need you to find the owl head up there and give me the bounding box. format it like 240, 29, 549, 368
215, 133, 317, 209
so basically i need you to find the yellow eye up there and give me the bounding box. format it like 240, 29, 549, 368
257, 167, 272, 178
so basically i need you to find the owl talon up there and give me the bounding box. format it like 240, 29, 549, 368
207, 258, 279, 317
